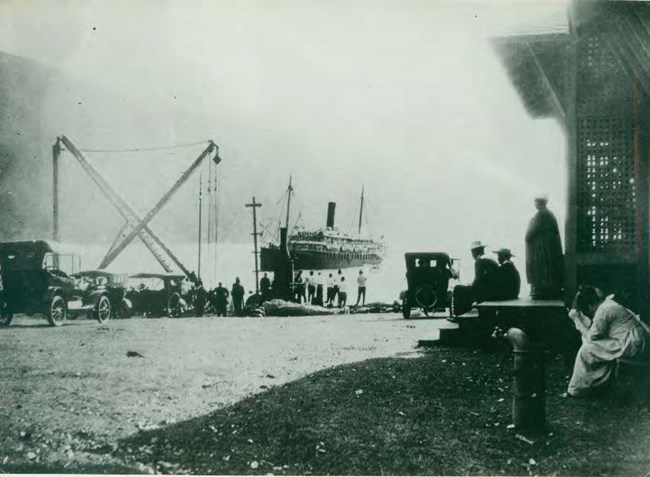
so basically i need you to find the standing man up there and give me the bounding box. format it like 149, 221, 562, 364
356, 270, 367, 307
231, 277, 245, 315
260, 273, 271, 302
214, 282, 229, 316
525, 194, 564, 300
314, 272, 324, 306
326, 273, 335, 307
492, 248, 521, 300
338, 276, 348, 308
294, 271, 306, 304
307, 271, 316, 304
193, 280, 207, 317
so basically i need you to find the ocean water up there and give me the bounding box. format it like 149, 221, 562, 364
58, 239, 490, 303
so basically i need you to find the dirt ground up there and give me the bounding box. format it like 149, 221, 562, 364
0, 313, 447, 472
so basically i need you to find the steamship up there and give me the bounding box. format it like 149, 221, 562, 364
260, 180, 384, 271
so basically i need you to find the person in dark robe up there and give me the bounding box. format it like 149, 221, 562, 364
492, 248, 520, 300
231, 277, 245, 315
450, 241, 499, 319
193, 281, 207, 317
214, 282, 229, 316
525, 194, 564, 300
260, 273, 271, 302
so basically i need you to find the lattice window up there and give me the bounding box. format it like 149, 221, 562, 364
577, 116, 636, 252
577, 31, 631, 115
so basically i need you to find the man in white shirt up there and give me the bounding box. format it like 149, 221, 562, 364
356, 270, 367, 306
314, 272, 324, 306
338, 276, 348, 308
326, 273, 336, 307
307, 271, 316, 304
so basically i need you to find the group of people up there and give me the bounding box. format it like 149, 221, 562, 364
293, 269, 368, 308
190, 277, 246, 317
451, 193, 563, 317
451, 193, 650, 398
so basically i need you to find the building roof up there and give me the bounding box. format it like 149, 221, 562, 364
494, 2, 650, 120
494, 32, 570, 120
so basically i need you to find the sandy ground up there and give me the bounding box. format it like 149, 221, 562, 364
0, 312, 449, 471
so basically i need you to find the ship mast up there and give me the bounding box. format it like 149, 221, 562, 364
358, 185, 364, 235
285, 175, 293, 229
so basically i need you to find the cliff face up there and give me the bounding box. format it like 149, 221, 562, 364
0, 52, 54, 240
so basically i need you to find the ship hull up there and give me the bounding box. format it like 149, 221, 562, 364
261, 247, 382, 272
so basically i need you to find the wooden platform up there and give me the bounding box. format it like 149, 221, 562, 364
476, 298, 565, 311
421, 299, 570, 348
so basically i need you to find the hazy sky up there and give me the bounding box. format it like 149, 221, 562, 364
0, 0, 569, 263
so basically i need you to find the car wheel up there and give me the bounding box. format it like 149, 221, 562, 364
402, 297, 411, 319
415, 285, 438, 310
94, 295, 111, 324
47, 295, 67, 327
0, 299, 13, 327
167, 292, 182, 318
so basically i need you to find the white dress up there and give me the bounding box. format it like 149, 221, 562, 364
568, 298, 647, 396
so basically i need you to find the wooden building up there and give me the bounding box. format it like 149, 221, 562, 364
496, 1, 650, 313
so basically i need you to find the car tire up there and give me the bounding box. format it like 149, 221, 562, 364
94, 295, 111, 324
167, 292, 182, 318
47, 295, 67, 327
415, 285, 438, 310
0, 299, 13, 327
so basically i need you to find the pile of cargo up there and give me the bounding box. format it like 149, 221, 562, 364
261, 299, 344, 317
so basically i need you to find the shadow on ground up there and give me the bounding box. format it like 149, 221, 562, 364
85, 345, 650, 476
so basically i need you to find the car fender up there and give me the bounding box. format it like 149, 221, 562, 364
44, 286, 66, 303
87, 290, 110, 307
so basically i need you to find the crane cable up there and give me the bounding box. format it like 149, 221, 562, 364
212, 150, 220, 282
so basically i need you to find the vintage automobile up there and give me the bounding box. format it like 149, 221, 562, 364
401, 252, 459, 319
70, 270, 132, 320
126, 272, 186, 318
0, 240, 116, 327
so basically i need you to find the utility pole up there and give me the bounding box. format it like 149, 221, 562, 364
198, 174, 203, 280
245, 196, 262, 293
358, 185, 364, 235
52, 138, 61, 242
285, 175, 293, 229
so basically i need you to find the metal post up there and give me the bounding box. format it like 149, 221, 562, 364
52, 139, 61, 242
245, 197, 262, 294
505, 328, 546, 432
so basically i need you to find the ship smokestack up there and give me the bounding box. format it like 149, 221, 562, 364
326, 202, 336, 229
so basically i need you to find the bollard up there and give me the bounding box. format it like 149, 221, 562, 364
505, 327, 546, 432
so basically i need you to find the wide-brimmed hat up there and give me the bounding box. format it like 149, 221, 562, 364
470, 240, 487, 251
493, 248, 514, 258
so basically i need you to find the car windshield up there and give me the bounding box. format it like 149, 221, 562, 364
129, 277, 165, 291
42, 253, 80, 276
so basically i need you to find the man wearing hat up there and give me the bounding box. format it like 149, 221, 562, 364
451, 240, 499, 318
470, 240, 499, 302
526, 194, 564, 299
492, 248, 520, 300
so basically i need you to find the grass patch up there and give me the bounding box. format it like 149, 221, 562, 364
117, 345, 650, 475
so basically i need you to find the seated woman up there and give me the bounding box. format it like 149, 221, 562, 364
567, 286, 649, 397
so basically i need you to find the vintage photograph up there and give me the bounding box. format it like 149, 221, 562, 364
1, 0, 649, 475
